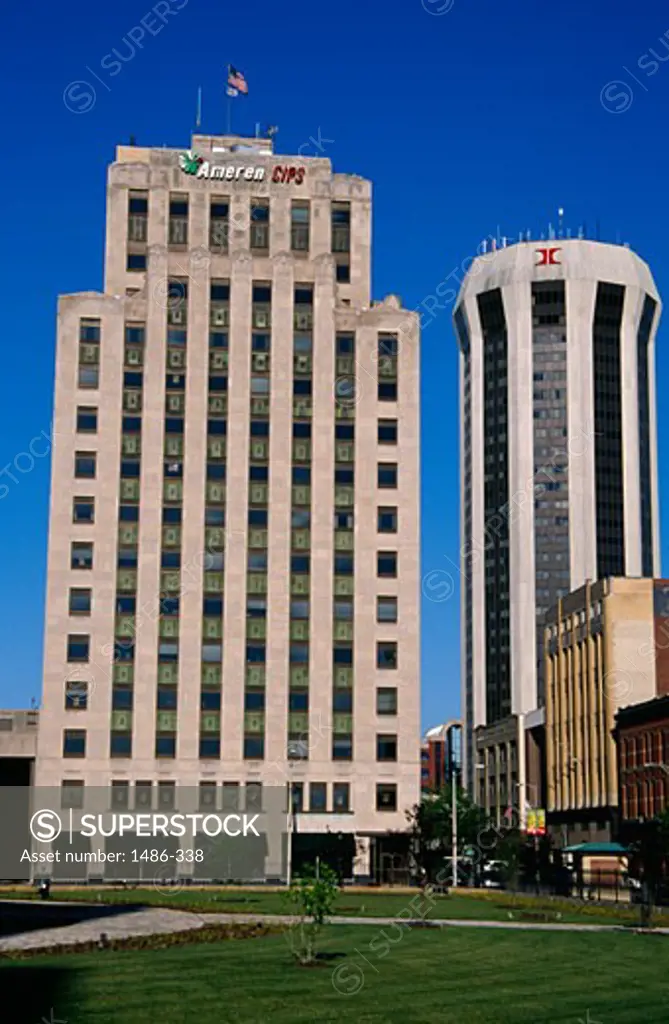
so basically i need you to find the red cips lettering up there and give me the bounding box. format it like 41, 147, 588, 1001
271, 165, 306, 184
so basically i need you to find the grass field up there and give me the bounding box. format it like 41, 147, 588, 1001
1, 884, 664, 927
2, 925, 667, 1023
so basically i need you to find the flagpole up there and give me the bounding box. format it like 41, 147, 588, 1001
226, 63, 232, 134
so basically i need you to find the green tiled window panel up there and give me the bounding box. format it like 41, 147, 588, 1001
291, 575, 310, 596
157, 664, 178, 684
201, 664, 222, 685
161, 571, 181, 592
201, 712, 220, 733
247, 573, 267, 595
247, 619, 266, 640
113, 664, 134, 684
117, 569, 137, 592
116, 616, 136, 638
334, 666, 353, 688
156, 711, 178, 732
290, 620, 309, 641
244, 712, 265, 734
202, 617, 223, 640
111, 710, 132, 731
246, 665, 265, 688
120, 479, 140, 501
121, 434, 141, 456
203, 571, 224, 592
291, 529, 310, 550
119, 524, 139, 546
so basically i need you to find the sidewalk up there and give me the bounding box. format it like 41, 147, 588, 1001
1, 903, 667, 953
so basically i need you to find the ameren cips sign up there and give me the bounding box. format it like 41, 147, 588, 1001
179, 151, 305, 184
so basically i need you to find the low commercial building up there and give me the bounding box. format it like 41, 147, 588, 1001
545, 577, 668, 845
614, 694, 669, 840
474, 709, 545, 827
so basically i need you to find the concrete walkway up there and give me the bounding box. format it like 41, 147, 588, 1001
1, 904, 667, 953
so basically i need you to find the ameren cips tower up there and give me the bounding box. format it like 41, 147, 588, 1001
454, 239, 661, 800
37, 133, 420, 874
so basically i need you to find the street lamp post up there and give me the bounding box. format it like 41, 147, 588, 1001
451, 768, 458, 889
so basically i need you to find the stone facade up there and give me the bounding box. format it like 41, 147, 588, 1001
36, 134, 420, 857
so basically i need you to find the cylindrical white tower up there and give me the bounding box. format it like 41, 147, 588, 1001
454, 239, 661, 792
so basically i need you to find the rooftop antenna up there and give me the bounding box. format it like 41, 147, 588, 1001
595, 218, 601, 241
195, 87, 202, 129
558, 207, 564, 238
129, 134, 136, 146
548, 222, 555, 240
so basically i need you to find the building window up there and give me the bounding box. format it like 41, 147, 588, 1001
245, 782, 263, 811
67, 634, 89, 662
378, 419, 397, 444
168, 196, 189, 247
331, 202, 350, 252
376, 687, 397, 715
78, 366, 99, 389
376, 783, 397, 811
333, 690, 353, 713
76, 406, 98, 433
309, 783, 327, 812
377, 642, 398, 669
199, 737, 220, 759
127, 252, 147, 272
333, 737, 353, 760
250, 200, 270, 250
291, 201, 310, 251
63, 729, 86, 758
378, 382, 398, 401
65, 680, 88, 710
111, 733, 132, 758
74, 452, 96, 479
333, 782, 350, 812
69, 588, 91, 615
336, 262, 350, 283
377, 552, 397, 578
210, 200, 229, 250
377, 507, 397, 533
378, 464, 397, 488
73, 497, 95, 523
377, 734, 398, 761
289, 782, 304, 814
71, 542, 93, 569
244, 736, 265, 760
377, 597, 398, 623
156, 736, 176, 758
61, 780, 85, 809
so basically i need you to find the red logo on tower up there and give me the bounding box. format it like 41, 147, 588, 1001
535, 247, 561, 266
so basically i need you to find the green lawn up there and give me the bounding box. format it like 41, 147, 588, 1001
3, 926, 667, 1023
1, 884, 663, 927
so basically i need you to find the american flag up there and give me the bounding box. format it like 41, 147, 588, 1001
227, 65, 248, 95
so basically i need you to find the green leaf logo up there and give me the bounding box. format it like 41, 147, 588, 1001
179, 150, 203, 175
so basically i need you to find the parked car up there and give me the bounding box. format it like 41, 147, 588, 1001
482, 860, 506, 889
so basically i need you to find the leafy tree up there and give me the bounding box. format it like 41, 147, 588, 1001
283, 862, 339, 964
407, 786, 488, 884
632, 808, 669, 928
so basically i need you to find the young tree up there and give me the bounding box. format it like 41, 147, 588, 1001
283, 862, 339, 965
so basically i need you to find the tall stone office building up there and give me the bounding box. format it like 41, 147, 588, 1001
36, 133, 420, 876
454, 239, 661, 820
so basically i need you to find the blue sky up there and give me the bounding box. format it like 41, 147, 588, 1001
2, 0, 669, 730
